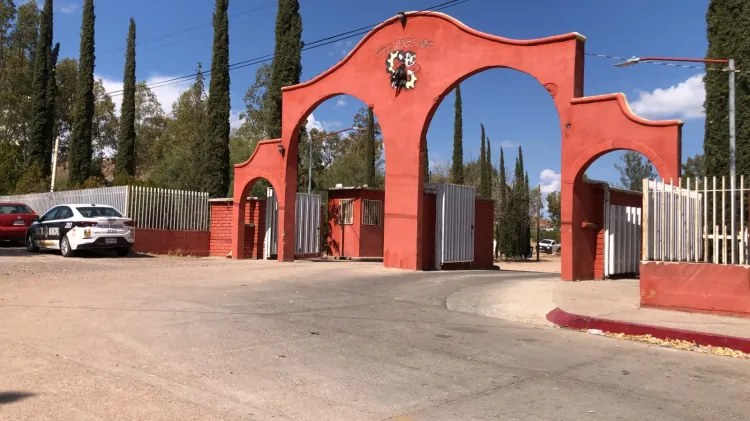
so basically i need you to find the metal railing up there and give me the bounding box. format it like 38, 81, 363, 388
643, 177, 748, 265
0, 185, 210, 231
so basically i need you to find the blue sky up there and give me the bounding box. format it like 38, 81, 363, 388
46, 0, 711, 193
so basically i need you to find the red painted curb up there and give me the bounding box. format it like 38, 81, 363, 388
545, 307, 750, 354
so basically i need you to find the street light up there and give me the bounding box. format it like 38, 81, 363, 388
613, 56, 737, 181
306, 125, 365, 193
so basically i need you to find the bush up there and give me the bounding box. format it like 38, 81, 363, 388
14, 163, 50, 194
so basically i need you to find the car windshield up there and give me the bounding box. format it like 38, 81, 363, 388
76, 206, 123, 218
0, 204, 33, 214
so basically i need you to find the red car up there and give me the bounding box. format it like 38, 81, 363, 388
0, 203, 38, 245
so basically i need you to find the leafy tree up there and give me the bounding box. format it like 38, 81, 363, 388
0, 141, 22, 194
704, 0, 750, 178
133, 82, 167, 176
546, 191, 561, 227
26, 0, 52, 176
485, 137, 493, 197
116, 18, 137, 177
614, 150, 656, 191
42, 42, 59, 177
205, 0, 230, 197
68, 0, 96, 186
53, 57, 78, 163
682, 153, 705, 179
149, 64, 207, 190
496, 147, 507, 259
479, 123, 491, 197
92, 79, 118, 161
14, 162, 48, 193
265, 0, 303, 139
451, 84, 463, 184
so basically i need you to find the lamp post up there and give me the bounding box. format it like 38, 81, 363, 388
307, 126, 364, 193
616, 55, 739, 261
614, 56, 737, 181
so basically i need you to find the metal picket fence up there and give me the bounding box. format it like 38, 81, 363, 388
0, 185, 210, 231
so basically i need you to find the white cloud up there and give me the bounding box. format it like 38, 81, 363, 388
340, 49, 347, 56
334, 98, 346, 108
499, 140, 517, 149
61, 3, 78, 14
630, 74, 705, 120
230, 110, 243, 130
97, 74, 192, 116
306, 113, 342, 132
540, 169, 561, 194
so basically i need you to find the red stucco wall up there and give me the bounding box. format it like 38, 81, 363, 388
134, 228, 209, 256
421, 193, 436, 271
327, 189, 386, 258
641, 261, 750, 317
473, 198, 495, 269
210, 199, 266, 258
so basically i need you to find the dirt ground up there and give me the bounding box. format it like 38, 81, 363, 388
495, 254, 561, 274
2, 246, 749, 420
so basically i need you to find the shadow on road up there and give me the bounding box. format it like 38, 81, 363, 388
0, 391, 34, 405
0, 243, 153, 259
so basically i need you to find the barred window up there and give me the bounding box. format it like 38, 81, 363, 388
338, 199, 354, 225
362, 199, 383, 226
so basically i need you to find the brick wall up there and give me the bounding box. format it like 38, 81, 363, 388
133, 228, 210, 256
209, 199, 266, 258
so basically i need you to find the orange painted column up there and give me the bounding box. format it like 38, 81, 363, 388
382, 120, 426, 270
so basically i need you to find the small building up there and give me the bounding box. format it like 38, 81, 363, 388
326, 184, 494, 270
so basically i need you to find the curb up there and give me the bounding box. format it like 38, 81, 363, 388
546, 307, 750, 354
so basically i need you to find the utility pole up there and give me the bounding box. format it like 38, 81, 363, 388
50, 136, 60, 192
536, 184, 541, 262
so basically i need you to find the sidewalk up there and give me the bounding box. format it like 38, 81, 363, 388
446, 274, 750, 353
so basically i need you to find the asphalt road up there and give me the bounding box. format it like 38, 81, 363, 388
1, 247, 749, 420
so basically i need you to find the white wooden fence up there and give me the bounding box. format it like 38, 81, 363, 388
0, 185, 210, 231
643, 177, 748, 265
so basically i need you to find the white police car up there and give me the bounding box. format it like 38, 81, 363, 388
25, 204, 135, 257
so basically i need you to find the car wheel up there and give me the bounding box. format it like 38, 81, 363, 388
60, 235, 75, 258
25, 233, 38, 252
115, 247, 131, 257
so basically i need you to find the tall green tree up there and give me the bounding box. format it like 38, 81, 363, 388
486, 137, 492, 196
116, 18, 136, 178
68, 0, 95, 186
265, 0, 303, 139
150, 64, 207, 190
364, 106, 376, 186
26, 0, 52, 176
682, 153, 705, 179
496, 146, 507, 259
451, 84, 463, 184
614, 151, 656, 191
546, 191, 561, 227
205, 0, 230, 197
42, 42, 59, 176
704, 0, 750, 178
479, 123, 491, 196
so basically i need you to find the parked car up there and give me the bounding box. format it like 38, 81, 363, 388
0, 203, 38, 245
537, 239, 560, 254
25, 204, 135, 257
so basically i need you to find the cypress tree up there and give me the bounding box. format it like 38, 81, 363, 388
525, 171, 531, 259
116, 18, 137, 178
479, 123, 492, 197
497, 147, 507, 259
205, 0, 230, 197
43, 42, 60, 177
27, 0, 53, 177
266, 0, 303, 139
68, 0, 95, 186
451, 84, 463, 184
364, 106, 376, 186
486, 137, 492, 196
704, 0, 750, 178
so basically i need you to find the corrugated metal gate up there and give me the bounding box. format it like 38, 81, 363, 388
295, 193, 321, 255
263, 188, 321, 259
603, 190, 642, 277
435, 183, 475, 268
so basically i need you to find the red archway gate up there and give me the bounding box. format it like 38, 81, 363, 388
232, 11, 682, 280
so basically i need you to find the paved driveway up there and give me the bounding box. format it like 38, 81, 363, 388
1, 247, 749, 420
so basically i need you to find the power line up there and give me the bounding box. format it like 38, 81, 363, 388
106, 0, 470, 98
99, 2, 276, 56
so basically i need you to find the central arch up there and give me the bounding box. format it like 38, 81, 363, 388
232, 11, 682, 281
